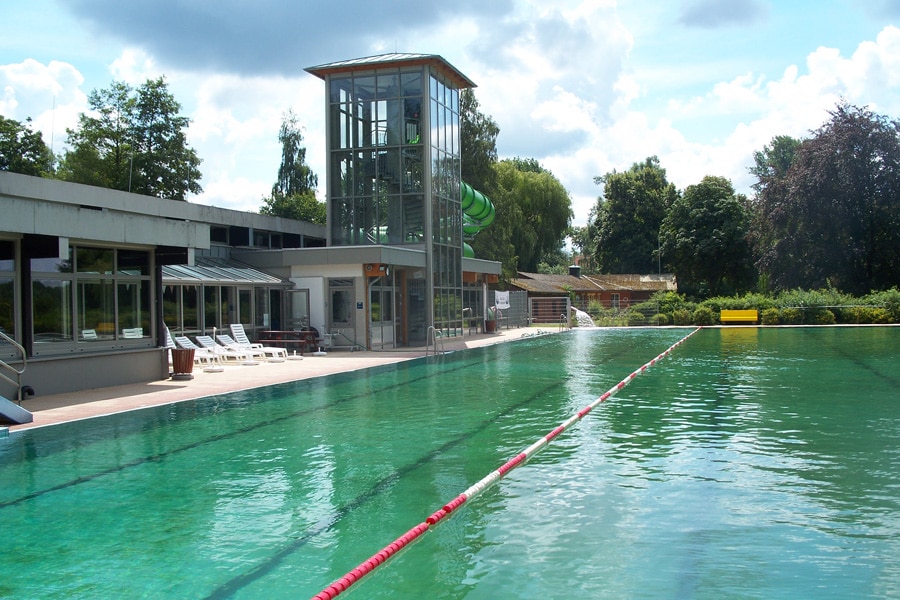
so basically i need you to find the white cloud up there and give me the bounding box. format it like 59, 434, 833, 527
0, 58, 87, 154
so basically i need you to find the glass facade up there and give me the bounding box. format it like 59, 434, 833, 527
328, 68, 425, 247
30, 245, 152, 355
429, 73, 463, 335
0, 240, 15, 348
323, 59, 466, 340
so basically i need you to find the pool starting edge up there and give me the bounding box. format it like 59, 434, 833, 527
312, 327, 702, 600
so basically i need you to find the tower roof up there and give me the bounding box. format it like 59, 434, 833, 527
305, 53, 476, 89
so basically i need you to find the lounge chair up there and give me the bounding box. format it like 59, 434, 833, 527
195, 335, 261, 363
172, 334, 219, 364
223, 328, 288, 361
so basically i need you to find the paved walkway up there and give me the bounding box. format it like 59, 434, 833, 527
7, 328, 546, 432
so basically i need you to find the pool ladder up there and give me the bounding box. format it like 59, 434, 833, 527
0, 331, 35, 424
0, 331, 34, 404
425, 326, 445, 356
559, 313, 570, 331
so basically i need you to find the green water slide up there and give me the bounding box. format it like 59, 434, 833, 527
461, 182, 495, 258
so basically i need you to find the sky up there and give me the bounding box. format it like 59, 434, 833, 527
3, 0, 900, 226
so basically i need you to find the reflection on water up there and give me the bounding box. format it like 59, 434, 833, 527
0, 328, 898, 599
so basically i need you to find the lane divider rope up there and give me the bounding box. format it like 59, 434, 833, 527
312, 327, 701, 600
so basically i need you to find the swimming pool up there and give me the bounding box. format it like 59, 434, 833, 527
1, 327, 898, 598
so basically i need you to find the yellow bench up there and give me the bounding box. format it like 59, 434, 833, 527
720, 309, 758, 324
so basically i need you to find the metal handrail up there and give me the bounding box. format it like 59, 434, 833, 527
559, 313, 569, 331
425, 326, 445, 356
0, 331, 27, 404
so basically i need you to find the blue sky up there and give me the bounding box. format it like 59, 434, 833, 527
3, 0, 900, 225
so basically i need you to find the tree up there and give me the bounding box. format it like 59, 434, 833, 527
260, 109, 325, 223
0, 115, 54, 176
748, 135, 801, 193
747, 135, 801, 289
475, 159, 572, 276
660, 175, 755, 297
568, 223, 597, 273
58, 77, 202, 200
753, 103, 900, 294
459, 88, 499, 193
591, 156, 677, 273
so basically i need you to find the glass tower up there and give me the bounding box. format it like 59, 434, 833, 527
307, 54, 475, 340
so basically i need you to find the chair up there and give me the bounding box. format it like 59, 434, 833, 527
229, 325, 289, 360
82, 329, 98, 340
218, 333, 286, 361
195, 335, 260, 363
122, 327, 143, 339
172, 335, 219, 364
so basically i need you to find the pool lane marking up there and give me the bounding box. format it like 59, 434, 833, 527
0, 341, 549, 510
311, 327, 702, 600
203, 377, 568, 600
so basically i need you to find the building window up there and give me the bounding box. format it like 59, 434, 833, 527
0, 239, 16, 346
611, 293, 620, 309
31, 245, 152, 355
328, 67, 425, 247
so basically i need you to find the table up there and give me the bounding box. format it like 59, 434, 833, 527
259, 330, 320, 354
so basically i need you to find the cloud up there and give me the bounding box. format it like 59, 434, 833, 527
0, 59, 86, 154
64, 0, 515, 76
678, 0, 768, 28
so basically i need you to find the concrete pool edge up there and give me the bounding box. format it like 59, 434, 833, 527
5, 328, 540, 432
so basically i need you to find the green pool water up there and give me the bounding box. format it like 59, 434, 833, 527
1, 327, 898, 599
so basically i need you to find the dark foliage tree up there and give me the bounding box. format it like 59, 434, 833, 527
591, 156, 677, 273
747, 135, 802, 288
0, 115, 54, 176
260, 109, 325, 224
660, 175, 755, 297
753, 103, 900, 294
459, 88, 499, 193
459, 89, 515, 272
58, 77, 202, 200
486, 159, 572, 275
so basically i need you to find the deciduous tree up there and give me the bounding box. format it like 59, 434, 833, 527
660, 175, 755, 296
591, 156, 677, 273
0, 115, 54, 176
260, 109, 324, 223
753, 103, 900, 294
58, 77, 202, 200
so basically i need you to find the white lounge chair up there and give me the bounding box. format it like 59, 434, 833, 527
172, 334, 219, 364
195, 335, 261, 363
224, 327, 288, 361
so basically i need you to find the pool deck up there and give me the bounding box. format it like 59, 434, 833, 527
6, 327, 546, 432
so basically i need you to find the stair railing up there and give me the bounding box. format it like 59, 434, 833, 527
0, 331, 27, 404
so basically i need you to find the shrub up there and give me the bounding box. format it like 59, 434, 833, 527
760, 308, 780, 325
813, 309, 836, 325
693, 306, 715, 325
862, 288, 900, 322
652, 291, 691, 315
652, 313, 670, 326
626, 311, 646, 326
844, 305, 892, 324
780, 307, 804, 324
672, 309, 692, 326
870, 307, 893, 324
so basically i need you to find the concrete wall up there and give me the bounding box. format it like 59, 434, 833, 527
20, 348, 170, 397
